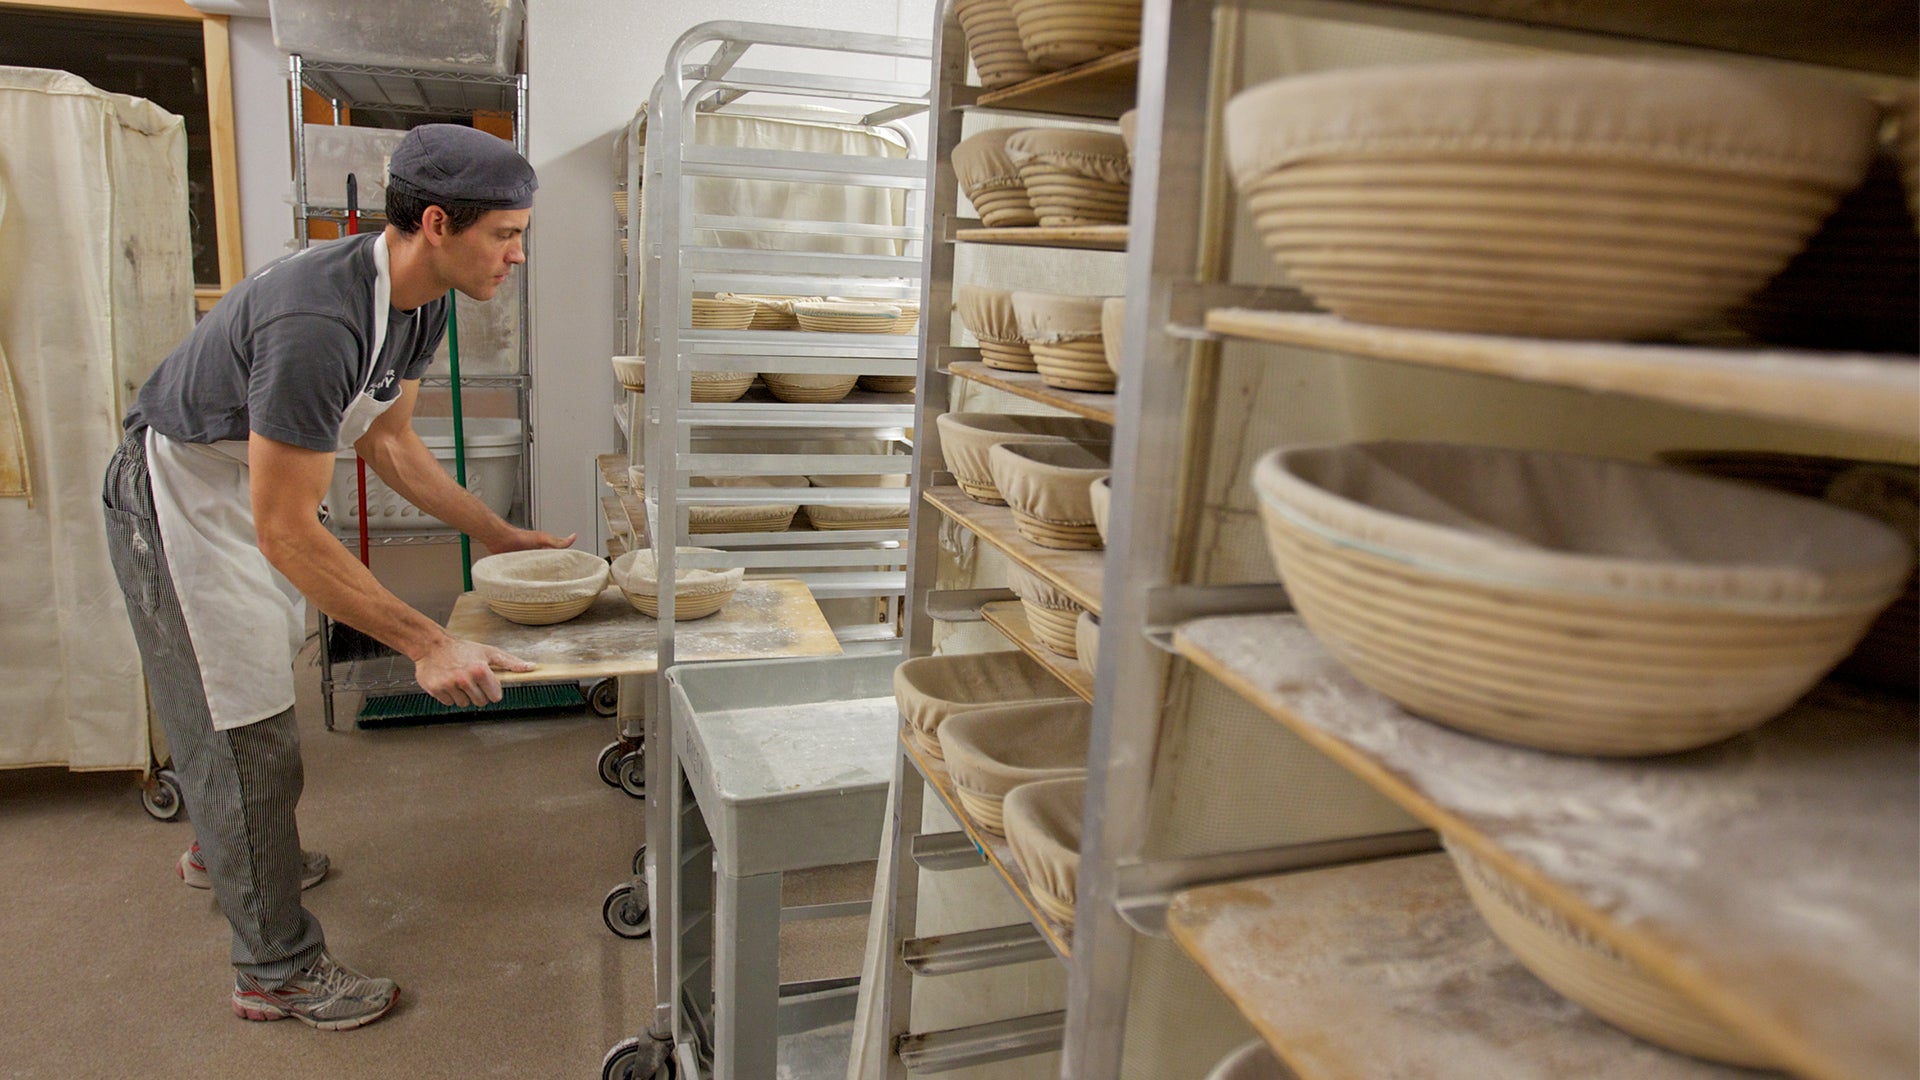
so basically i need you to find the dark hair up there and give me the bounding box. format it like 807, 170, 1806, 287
384, 187, 490, 235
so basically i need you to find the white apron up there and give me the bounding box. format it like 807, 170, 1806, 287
146, 234, 403, 731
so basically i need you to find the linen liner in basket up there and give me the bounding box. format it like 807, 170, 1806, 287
1004, 129, 1131, 227
989, 441, 1113, 549
936, 412, 1112, 504
953, 128, 1039, 228
1075, 611, 1100, 679
937, 700, 1091, 835
893, 650, 1081, 761
613, 547, 744, 620
955, 284, 1036, 371
1006, 563, 1085, 657
471, 549, 611, 626
1002, 775, 1085, 927
1014, 290, 1118, 391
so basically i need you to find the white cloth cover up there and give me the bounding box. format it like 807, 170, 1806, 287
0, 67, 193, 769
635, 107, 909, 334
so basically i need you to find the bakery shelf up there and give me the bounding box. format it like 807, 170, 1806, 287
1168, 853, 1774, 1080
954, 224, 1129, 252
947, 361, 1118, 424
598, 452, 631, 492
901, 735, 1073, 960
922, 485, 1105, 615
1173, 612, 1918, 1080
1206, 309, 1920, 444
1274, 0, 1915, 77
971, 47, 1140, 119
980, 600, 1095, 704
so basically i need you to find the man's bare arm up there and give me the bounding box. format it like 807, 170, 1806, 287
248, 431, 532, 706
353, 381, 573, 553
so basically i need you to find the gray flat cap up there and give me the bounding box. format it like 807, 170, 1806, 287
387, 123, 537, 210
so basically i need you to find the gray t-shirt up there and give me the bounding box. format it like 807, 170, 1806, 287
127, 232, 448, 453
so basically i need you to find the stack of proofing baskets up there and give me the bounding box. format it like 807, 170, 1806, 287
1224, 56, 1920, 1069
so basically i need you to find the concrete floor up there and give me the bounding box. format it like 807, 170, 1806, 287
0, 641, 870, 1079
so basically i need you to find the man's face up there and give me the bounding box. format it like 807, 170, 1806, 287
434, 208, 529, 302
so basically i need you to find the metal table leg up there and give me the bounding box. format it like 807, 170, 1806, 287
713, 869, 783, 1079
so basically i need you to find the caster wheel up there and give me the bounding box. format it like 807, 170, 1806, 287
632, 843, 648, 876
597, 742, 626, 788
603, 882, 651, 939
617, 750, 646, 800
601, 1036, 673, 1080
589, 678, 619, 718
141, 769, 184, 822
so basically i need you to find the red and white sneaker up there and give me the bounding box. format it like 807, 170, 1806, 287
178, 841, 330, 890
231, 950, 398, 1030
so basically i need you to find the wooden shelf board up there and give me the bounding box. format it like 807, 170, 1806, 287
948, 361, 1117, 424
598, 452, 631, 492
954, 224, 1128, 252
971, 47, 1139, 119
1174, 612, 1919, 1080
1206, 309, 1920, 444
922, 485, 1105, 615
902, 734, 1073, 959
1169, 853, 1775, 1080
1341, 0, 1915, 77
981, 600, 1095, 704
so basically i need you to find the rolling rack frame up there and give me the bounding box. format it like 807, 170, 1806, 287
602, 22, 934, 1080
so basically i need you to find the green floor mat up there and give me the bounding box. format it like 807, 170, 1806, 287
355, 682, 586, 729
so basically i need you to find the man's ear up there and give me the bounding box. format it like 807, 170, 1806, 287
420, 204, 449, 245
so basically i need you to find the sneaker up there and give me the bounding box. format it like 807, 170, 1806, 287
231, 950, 399, 1030
178, 842, 329, 891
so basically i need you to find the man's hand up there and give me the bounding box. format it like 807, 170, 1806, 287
414, 637, 536, 708
486, 528, 577, 555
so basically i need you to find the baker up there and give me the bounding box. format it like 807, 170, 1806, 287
101, 124, 570, 1031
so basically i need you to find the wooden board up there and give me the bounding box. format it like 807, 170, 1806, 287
1206, 309, 1920, 444
948, 361, 1117, 424
1174, 613, 1919, 1080
954, 224, 1128, 252
922, 485, 1106, 614
447, 579, 841, 684
1169, 854, 1775, 1080
598, 452, 631, 492
1313, 0, 1916, 77
972, 47, 1139, 119
981, 600, 1094, 704
902, 735, 1073, 959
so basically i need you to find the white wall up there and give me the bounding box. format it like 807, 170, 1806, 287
228, 15, 295, 272
526, 0, 936, 544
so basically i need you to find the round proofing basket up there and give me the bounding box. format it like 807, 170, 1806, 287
611, 354, 646, 392
717, 293, 810, 331
954, 129, 1039, 227
612, 548, 744, 621
472, 549, 611, 626
690, 372, 755, 403
1253, 442, 1912, 755
1031, 342, 1117, 392
1008, 0, 1143, 69
955, 0, 1045, 88
762, 372, 859, 403
1100, 297, 1125, 376
858, 374, 918, 393
1008, 564, 1086, 656
1445, 839, 1777, 1067
1015, 163, 1130, 226
979, 340, 1038, 371
1223, 60, 1880, 340
803, 473, 910, 530
689, 297, 756, 329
